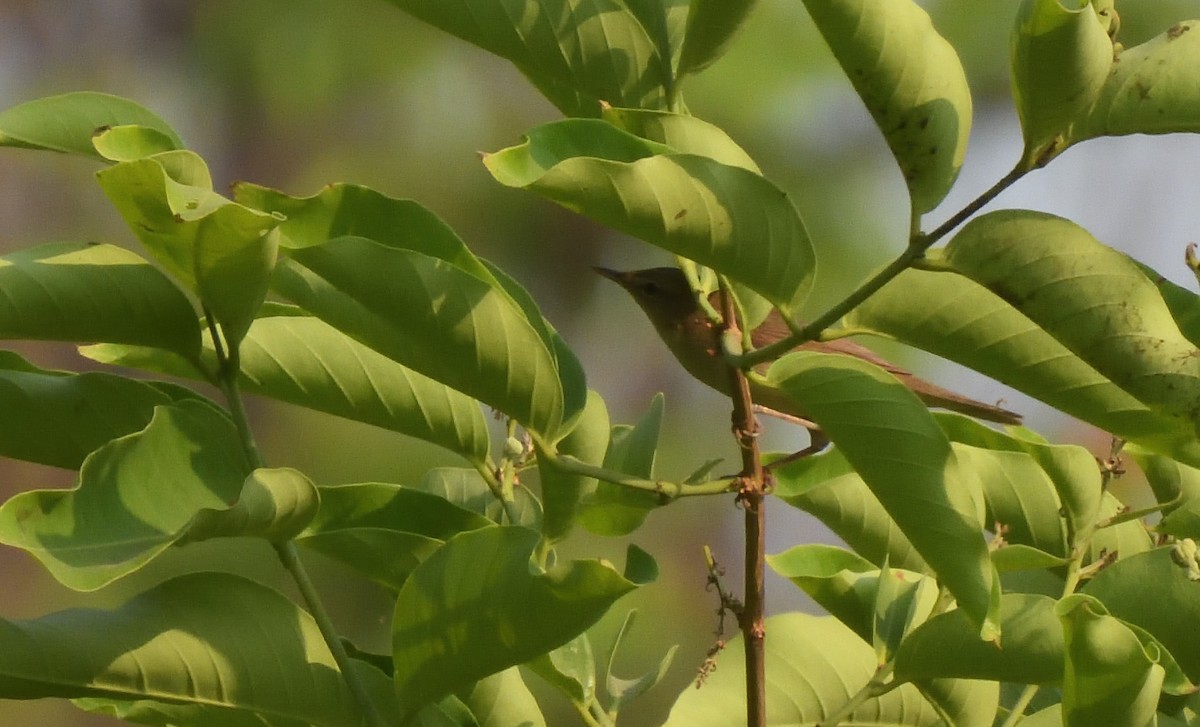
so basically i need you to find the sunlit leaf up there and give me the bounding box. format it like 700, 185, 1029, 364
663, 613, 942, 726
943, 209, 1200, 430
485, 120, 815, 319
768, 352, 1001, 639
800, 0, 971, 213
83, 310, 493, 465
380, 0, 669, 116
1010, 0, 1113, 167
0, 91, 182, 159
91, 124, 179, 162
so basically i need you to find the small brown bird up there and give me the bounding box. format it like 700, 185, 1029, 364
597, 267, 1021, 431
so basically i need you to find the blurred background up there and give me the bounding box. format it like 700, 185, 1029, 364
0, 1, 1198, 724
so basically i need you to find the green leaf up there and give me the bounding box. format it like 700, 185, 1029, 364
895, 593, 1063, 685
843, 266, 1200, 468
1075, 20, 1200, 141
0, 91, 182, 159
184, 467, 319, 543
379, 0, 668, 116
91, 124, 179, 162
0, 401, 250, 591
0, 573, 373, 726
952, 445, 1069, 558
873, 560, 939, 664
664, 613, 943, 726
83, 311, 493, 465
800, 0, 972, 213
526, 633, 596, 704
538, 390, 610, 543
295, 482, 493, 591
418, 467, 541, 529
0, 351, 182, 470
771, 449, 928, 572
918, 678, 1000, 727
460, 668, 546, 727
1084, 547, 1200, 680
578, 393, 665, 536
0, 242, 200, 358
767, 352, 1001, 639
1058, 594, 1166, 726
605, 614, 677, 713
276, 237, 570, 438
485, 120, 816, 320
1010, 0, 1114, 167
1129, 444, 1200, 514
943, 209, 1200, 430
600, 107, 760, 172
96, 154, 281, 346
391, 526, 636, 715
768, 544, 932, 644
677, 0, 758, 77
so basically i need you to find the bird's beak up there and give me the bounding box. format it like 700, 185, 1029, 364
592, 266, 625, 285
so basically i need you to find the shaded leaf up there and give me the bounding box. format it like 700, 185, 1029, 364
296, 482, 493, 591
578, 393, 664, 536
460, 668, 546, 727
604, 609, 677, 712
418, 467, 541, 529
677, 0, 758, 77
0, 242, 200, 358
600, 107, 760, 172
800, 0, 971, 213
0, 573, 369, 726
526, 633, 595, 704
0, 91, 182, 159
538, 390, 610, 543
0, 401, 250, 591
392, 526, 637, 715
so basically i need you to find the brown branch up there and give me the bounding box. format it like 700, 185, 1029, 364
717, 281, 767, 727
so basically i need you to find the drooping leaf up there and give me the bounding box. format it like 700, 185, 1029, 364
1129, 444, 1200, 514
379, 0, 669, 116
526, 633, 596, 704
1057, 594, 1167, 726
0, 91, 182, 159
459, 668, 547, 727
183, 467, 319, 543
768, 352, 1001, 639
1083, 547, 1200, 680
0, 351, 184, 470
677, 0, 758, 77
663, 613, 943, 726
83, 311, 493, 465
604, 609, 677, 712
843, 266, 1200, 468
485, 119, 816, 320
295, 482, 493, 591
96, 154, 281, 346
800, 0, 972, 213
600, 107, 760, 172
91, 124, 179, 162
917, 678, 1000, 727
943, 209, 1200, 430
0, 242, 200, 358
391, 526, 637, 715
0, 572, 375, 726
0, 401, 251, 591
1010, 0, 1114, 167
276, 237, 573, 438
1075, 19, 1200, 141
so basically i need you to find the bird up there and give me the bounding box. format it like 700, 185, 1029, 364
595, 266, 1021, 438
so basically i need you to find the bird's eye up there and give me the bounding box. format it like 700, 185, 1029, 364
639, 281, 659, 295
